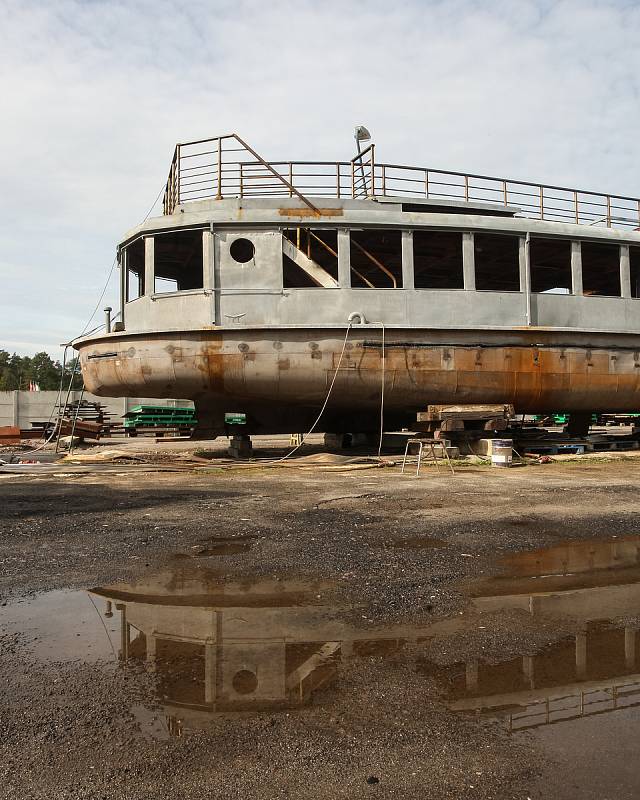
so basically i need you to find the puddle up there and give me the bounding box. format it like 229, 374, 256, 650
471, 534, 640, 597
5, 535, 640, 795
172, 534, 257, 557
1, 589, 119, 663
388, 536, 447, 550
500, 534, 640, 578
456, 535, 640, 798
172, 541, 252, 558
196, 542, 253, 556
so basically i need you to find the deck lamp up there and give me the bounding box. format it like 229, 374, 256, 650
354, 125, 371, 153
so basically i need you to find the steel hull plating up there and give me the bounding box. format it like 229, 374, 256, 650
77, 327, 640, 434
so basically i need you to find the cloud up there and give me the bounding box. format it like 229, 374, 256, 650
1, 0, 640, 354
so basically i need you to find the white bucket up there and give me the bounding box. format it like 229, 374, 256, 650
491, 439, 513, 468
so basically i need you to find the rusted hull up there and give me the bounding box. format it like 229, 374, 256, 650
76, 328, 640, 433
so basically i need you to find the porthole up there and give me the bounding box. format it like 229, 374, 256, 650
230, 238, 255, 263
232, 669, 258, 694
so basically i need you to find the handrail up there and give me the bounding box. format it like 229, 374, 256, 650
161, 135, 640, 231
163, 133, 320, 216
296, 228, 375, 287
231, 133, 319, 214
351, 238, 398, 288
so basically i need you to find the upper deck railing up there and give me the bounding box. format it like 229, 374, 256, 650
162, 134, 640, 230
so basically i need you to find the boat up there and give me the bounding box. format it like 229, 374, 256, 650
74, 132, 640, 437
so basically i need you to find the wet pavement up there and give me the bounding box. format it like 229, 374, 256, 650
4, 533, 640, 797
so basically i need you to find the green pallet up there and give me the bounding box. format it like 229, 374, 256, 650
123, 405, 197, 429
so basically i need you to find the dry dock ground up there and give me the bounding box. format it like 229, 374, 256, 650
2, 448, 640, 799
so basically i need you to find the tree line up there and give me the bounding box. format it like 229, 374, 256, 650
0, 350, 83, 391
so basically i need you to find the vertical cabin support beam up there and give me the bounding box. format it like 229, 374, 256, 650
625, 627, 636, 670
402, 230, 414, 290
520, 235, 531, 325
338, 229, 351, 288
620, 244, 631, 299
119, 250, 126, 327
212, 232, 221, 325
144, 236, 154, 297
205, 643, 216, 704
462, 232, 475, 290
203, 230, 214, 291
571, 241, 583, 296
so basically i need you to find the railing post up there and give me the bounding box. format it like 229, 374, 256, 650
336, 162, 341, 199
425, 170, 429, 198
239, 163, 244, 197
351, 161, 355, 198
370, 144, 375, 197
167, 164, 172, 214
464, 174, 469, 202
502, 180, 507, 206
216, 139, 222, 200
167, 157, 173, 213
172, 161, 176, 212
539, 186, 544, 220
382, 164, 386, 196
176, 145, 181, 207
289, 162, 293, 197
607, 195, 612, 227
574, 191, 579, 224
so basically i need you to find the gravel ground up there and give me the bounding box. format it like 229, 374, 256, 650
2, 456, 640, 798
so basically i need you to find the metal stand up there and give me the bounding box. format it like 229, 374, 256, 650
228, 434, 253, 459
401, 437, 455, 476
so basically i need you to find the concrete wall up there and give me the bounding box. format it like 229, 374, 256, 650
0, 391, 193, 429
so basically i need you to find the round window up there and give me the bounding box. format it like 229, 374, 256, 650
232, 669, 258, 695
230, 238, 255, 263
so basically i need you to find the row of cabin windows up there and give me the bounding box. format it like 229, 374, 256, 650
124, 229, 640, 300
282, 229, 636, 296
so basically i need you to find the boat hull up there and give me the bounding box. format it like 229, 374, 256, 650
76, 327, 640, 434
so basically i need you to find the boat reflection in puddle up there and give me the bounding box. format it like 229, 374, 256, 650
426, 535, 640, 733
84, 535, 640, 738
88, 571, 409, 736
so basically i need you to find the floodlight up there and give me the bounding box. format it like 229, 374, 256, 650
354, 125, 371, 146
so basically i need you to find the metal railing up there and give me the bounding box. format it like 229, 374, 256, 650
162, 134, 640, 230
508, 680, 640, 732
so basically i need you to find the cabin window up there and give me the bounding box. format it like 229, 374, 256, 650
125, 238, 145, 301
630, 247, 640, 298
474, 233, 521, 291
154, 230, 204, 293
413, 230, 463, 289
530, 238, 572, 294
581, 241, 620, 297
282, 228, 339, 288
350, 229, 403, 288
230, 238, 255, 263
156, 639, 205, 705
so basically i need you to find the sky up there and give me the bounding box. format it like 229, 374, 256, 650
1, 0, 640, 356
